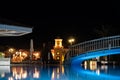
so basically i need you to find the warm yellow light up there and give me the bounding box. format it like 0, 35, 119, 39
51, 52, 55, 60
68, 38, 75, 45
22, 52, 27, 57
62, 55, 64, 62
90, 61, 97, 70
54, 39, 63, 48
57, 57, 59, 60
57, 52, 59, 55
33, 68, 39, 78
9, 48, 14, 53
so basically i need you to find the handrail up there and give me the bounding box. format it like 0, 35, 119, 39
67, 35, 120, 59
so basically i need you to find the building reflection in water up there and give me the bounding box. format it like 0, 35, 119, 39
33, 67, 40, 78
83, 61, 97, 70
11, 66, 27, 80
83, 60, 108, 75
51, 65, 65, 80
0, 64, 120, 80
10, 66, 41, 80
0, 65, 66, 80
0, 66, 10, 78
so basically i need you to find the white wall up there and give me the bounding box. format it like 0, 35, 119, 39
0, 58, 10, 65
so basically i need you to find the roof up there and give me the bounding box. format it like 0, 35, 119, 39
0, 24, 32, 36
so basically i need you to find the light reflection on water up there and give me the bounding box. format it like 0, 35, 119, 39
0, 64, 120, 80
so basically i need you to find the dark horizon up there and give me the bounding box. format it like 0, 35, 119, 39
0, 23, 120, 50
1, 3, 120, 50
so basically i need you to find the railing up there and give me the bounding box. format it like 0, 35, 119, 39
67, 35, 120, 59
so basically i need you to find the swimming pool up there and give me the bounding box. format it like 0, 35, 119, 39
0, 64, 120, 80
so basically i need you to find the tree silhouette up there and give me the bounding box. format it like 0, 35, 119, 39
94, 25, 112, 37
94, 24, 117, 63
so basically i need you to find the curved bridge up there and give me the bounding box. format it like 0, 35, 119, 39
66, 35, 120, 65
71, 48, 120, 65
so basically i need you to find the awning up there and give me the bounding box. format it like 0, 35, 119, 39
0, 24, 32, 36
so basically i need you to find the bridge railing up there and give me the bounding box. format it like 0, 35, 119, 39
67, 35, 120, 59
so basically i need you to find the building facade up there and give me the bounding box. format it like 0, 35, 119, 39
51, 38, 68, 64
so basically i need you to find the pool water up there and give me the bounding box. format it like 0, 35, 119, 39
0, 64, 120, 80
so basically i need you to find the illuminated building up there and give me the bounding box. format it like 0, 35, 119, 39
51, 38, 68, 64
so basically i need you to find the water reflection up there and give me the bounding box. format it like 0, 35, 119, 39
0, 65, 68, 80
71, 61, 120, 80
11, 66, 27, 79
0, 64, 120, 80
0, 66, 10, 78
33, 67, 39, 78
83, 61, 120, 76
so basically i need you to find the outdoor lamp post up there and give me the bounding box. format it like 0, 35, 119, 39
68, 38, 75, 45
8, 48, 15, 59
9, 48, 14, 53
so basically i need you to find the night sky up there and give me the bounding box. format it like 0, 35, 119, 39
0, 2, 120, 50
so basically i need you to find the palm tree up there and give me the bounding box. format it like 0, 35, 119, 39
94, 25, 112, 37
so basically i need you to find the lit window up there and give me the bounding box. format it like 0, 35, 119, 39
57, 52, 59, 55
57, 57, 59, 60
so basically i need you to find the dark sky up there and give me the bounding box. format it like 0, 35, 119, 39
0, 2, 120, 50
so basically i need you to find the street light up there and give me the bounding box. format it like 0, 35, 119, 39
66, 38, 75, 62
9, 48, 14, 53
8, 48, 15, 58
68, 38, 75, 45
